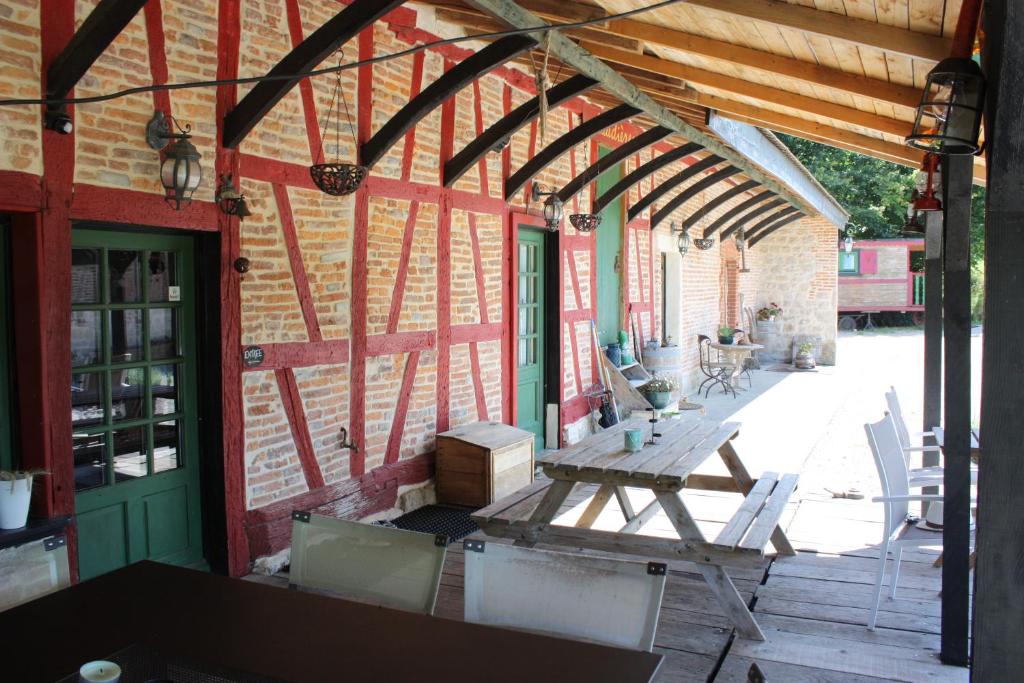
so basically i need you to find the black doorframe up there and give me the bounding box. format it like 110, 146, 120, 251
541, 228, 561, 438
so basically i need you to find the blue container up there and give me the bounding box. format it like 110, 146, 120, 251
624, 428, 644, 452
604, 343, 622, 367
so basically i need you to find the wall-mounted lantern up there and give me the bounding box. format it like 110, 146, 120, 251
670, 221, 690, 258
736, 229, 750, 273
146, 111, 203, 210
531, 182, 563, 232
844, 235, 854, 253
906, 57, 985, 155
216, 175, 252, 219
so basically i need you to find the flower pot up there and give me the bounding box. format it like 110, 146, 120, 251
0, 475, 33, 530
794, 350, 816, 370
644, 390, 673, 410
717, 335, 734, 345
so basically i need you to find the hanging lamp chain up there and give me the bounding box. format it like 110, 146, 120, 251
314, 48, 359, 166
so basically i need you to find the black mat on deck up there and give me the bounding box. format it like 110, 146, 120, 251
389, 504, 479, 545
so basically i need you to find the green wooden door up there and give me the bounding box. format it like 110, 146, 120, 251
596, 146, 623, 346
516, 228, 545, 447
71, 229, 205, 580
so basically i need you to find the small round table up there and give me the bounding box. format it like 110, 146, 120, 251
710, 342, 764, 390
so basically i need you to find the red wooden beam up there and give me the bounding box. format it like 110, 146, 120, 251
142, 0, 171, 115
273, 183, 323, 343
384, 350, 420, 465
0, 171, 42, 211
275, 368, 326, 490
386, 201, 420, 334
71, 185, 219, 230
472, 80, 489, 194
452, 322, 502, 343
284, 0, 323, 162
244, 340, 350, 370
567, 321, 583, 397
400, 51, 425, 183
468, 212, 490, 324
436, 59, 456, 435
566, 247, 585, 311
366, 330, 436, 356
468, 343, 489, 421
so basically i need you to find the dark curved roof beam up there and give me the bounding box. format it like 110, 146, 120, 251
681, 180, 760, 231
701, 190, 776, 238
361, 35, 537, 169
592, 142, 702, 214
744, 206, 804, 242
626, 155, 723, 221
224, 0, 406, 149
748, 213, 805, 248
556, 126, 672, 203
444, 74, 598, 187
649, 166, 742, 230
504, 103, 642, 200
718, 198, 789, 241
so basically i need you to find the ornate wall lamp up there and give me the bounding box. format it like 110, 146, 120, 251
735, 229, 750, 273
531, 182, 563, 231
906, 58, 985, 155
669, 221, 690, 258
146, 111, 203, 210
216, 175, 252, 219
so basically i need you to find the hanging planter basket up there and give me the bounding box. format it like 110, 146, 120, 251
693, 237, 715, 251
569, 213, 601, 233
309, 49, 366, 197
310, 163, 367, 196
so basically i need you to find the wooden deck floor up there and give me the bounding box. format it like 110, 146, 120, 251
431, 484, 969, 683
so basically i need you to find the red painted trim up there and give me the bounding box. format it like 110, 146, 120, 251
273, 183, 323, 343
839, 278, 909, 285
240, 155, 317, 190
436, 59, 455, 435
523, 119, 537, 206
275, 368, 326, 490
468, 212, 490, 324
560, 394, 590, 426
564, 308, 594, 323
245, 340, 349, 370
500, 205, 512, 424
384, 350, 420, 465
472, 80, 489, 194
386, 200, 420, 334
0, 171, 42, 211
284, 0, 323, 162
501, 85, 512, 188
349, 188, 368, 477
634, 227, 646, 304
400, 51, 425, 183
469, 342, 489, 421
215, 0, 247, 577
244, 452, 433, 559
142, 1, 171, 115
366, 330, 436, 356
71, 185, 219, 230
452, 322, 503, 343
567, 321, 583, 396
566, 247, 584, 311
567, 110, 580, 215
563, 234, 593, 250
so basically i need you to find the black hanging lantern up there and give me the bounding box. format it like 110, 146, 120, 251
531, 182, 563, 231
310, 50, 366, 196
669, 221, 690, 258
906, 57, 985, 155
146, 111, 203, 210
216, 174, 252, 219
569, 213, 601, 233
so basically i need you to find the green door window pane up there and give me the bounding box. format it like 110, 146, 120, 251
71, 310, 102, 367
152, 364, 178, 416
112, 427, 148, 481
110, 309, 144, 363
73, 433, 107, 492
153, 420, 181, 473
147, 251, 178, 302
72, 249, 102, 304
112, 367, 146, 423
149, 308, 177, 359
71, 373, 105, 427
108, 250, 142, 303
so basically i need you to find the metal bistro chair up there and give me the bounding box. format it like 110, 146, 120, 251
732, 329, 756, 387
698, 334, 735, 398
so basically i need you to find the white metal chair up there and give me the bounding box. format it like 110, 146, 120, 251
864, 414, 973, 630
884, 386, 977, 486
289, 511, 448, 614
463, 540, 666, 651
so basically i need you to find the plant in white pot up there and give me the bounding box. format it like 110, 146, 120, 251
0, 470, 45, 530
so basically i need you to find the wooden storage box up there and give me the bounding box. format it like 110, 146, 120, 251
436, 422, 535, 507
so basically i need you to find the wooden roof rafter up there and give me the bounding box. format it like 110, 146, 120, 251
742, 206, 804, 243
626, 154, 724, 222
444, 74, 599, 187
592, 142, 703, 214
46, 0, 150, 103
556, 125, 672, 203
649, 166, 744, 230
701, 190, 776, 239
223, 0, 406, 149
681, 179, 760, 231
747, 212, 805, 248
718, 198, 789, 241
362, 35, 538, 169
504, 102, 641, 200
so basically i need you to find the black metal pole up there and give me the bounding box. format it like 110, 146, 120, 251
921, 211, 943, 512
974, 0, 1024, 675
939, 153, 972, 667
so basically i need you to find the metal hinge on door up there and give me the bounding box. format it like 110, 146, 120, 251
613, 254, 622, 273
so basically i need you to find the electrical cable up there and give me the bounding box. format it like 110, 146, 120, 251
1, 0, 686, 109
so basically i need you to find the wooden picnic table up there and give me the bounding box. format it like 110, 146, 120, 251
710, 342, 763, 389
472, 414, 798, 641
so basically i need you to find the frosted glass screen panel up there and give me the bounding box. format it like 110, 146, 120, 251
0, 536, 71, 613
464, 542, 666, 651
289, 513, 447, 615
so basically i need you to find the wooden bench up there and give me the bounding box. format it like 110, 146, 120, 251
471, 415, 799, 641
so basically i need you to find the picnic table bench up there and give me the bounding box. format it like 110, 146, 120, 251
471, 415, 798, 641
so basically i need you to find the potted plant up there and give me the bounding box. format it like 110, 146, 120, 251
794, 341, 816, 370
757, 303, 784, 322
717, 325, 735, 345
0, 470, 44, 530
641, 375, 676, 410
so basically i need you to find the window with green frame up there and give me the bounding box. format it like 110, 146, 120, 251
0, 220, 14, 472
838, 250, 860, 274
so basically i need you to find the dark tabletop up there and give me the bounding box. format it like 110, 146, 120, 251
1, 561, 663, 683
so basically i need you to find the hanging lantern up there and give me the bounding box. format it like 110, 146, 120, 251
844, 235, 854, 253
912, 154, 942, 212
736, 229, 751, 272
531, 182, 563, 231
670, 222, 690, 258
569, 213, 601, 233
906, 57, 985, 155
215, 175, 252, 219
310, 50, 366, 196
146, 111, 203, 210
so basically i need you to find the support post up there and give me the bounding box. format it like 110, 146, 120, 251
974, 0, 1024, 675
921, 210, 943, 511
939, 153, 972, 666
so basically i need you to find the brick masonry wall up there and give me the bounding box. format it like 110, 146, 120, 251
0, 1, 842, 567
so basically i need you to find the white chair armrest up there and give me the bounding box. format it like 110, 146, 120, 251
872, 494, 946, 503
916, 431, 936, 437
904, 445, 942, 453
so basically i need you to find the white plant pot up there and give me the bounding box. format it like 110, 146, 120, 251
0, 475, 33, 530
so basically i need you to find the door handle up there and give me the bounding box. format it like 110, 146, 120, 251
613, 254, 622, 273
